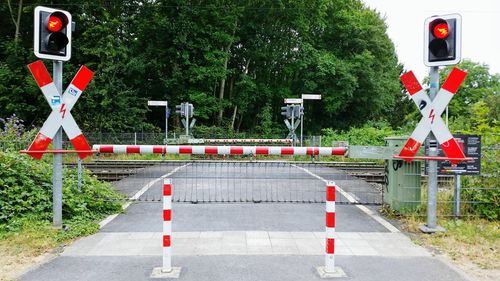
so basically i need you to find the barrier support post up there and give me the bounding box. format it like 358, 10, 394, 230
316, 181, 346, 278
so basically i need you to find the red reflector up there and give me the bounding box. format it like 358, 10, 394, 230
433, 23, 449, 39
47, 16, 63, 32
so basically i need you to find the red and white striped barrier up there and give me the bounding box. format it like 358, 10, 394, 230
27, 60, 94, 159
163, 179, 172, 272
325, 181, 336, 272
203, 139, 292, 144
399, 68, 467, 163
93, 145, 348, 156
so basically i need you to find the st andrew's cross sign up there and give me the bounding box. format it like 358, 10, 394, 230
398, 68, 468, 164
26, 60, 94, 160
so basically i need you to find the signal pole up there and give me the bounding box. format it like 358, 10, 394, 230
420, 13, 462, 233
185, 103, 189, 136
53, 61, 63, 228
420, 66, 444, 233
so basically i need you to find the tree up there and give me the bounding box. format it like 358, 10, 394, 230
0, 0, 402, 136
440, 60, 500, 119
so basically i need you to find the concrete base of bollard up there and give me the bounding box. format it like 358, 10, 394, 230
419, 224, 446, 234
316, 266, 347, 278
150, 267, 182, 279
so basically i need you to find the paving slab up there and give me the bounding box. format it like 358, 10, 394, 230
62, 231, 430, 257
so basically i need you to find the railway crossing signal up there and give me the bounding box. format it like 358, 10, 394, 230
175, 103, 185, 116
282, 104, 302, 145
176, 102, 195, 135
34, 6, 72, 61
281, 106, 292, 119
399, 68, 467, 163
424, 14, 461, 66
26, 60, 94, 159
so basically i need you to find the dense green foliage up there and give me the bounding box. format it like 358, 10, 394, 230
0, 117, 123, 230
0, 0, 401, 135
321, 121, 402, 146
0, 151, 123, 226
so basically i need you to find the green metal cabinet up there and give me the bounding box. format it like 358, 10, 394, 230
384, 137, 422, 212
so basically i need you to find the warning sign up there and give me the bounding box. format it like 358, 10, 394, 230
425, 135, 481, 175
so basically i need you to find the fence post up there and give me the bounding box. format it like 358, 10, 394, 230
453, 175, 461, 219
325, 181, 336, 272
77, 158, 82, 192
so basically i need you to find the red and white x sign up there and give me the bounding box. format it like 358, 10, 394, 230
26, 60, 94, 160
399, 68, 467, 164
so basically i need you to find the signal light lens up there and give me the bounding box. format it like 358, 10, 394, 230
433, 22, 449, 39
47, 15, 63, 32
47, 32, 69, 51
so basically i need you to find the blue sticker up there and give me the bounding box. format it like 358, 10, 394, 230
68, 87, 79, 96
51, 96, 61, 106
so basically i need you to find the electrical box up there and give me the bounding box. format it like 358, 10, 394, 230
384, 137, 422, 212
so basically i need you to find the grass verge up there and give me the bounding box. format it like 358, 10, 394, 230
399, 216, 500, 280
0, 215, 106, 280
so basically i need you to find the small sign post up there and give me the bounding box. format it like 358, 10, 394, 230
301, 94, 321, 147
148, 100, 169, 143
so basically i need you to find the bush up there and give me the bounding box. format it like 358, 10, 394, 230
0, 115, 123, 228
192, 124, 248, 139
0, 151, 123, 226
0, 114, 37, 152
321, 121, 402, 146
449, 96, 500, 220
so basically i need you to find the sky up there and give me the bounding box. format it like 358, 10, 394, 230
362, 0, 500, 81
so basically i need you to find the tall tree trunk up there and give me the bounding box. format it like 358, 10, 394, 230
217, 42, 232, 125
228, 77, 237, 130
7, 0, 23, 43
228, 76, 234, 99
231, 59, 251, 130
236, 113, 244, 132
230, 105, 238, 130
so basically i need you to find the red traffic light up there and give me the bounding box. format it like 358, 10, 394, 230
47, 15, 63, 32
424, 14, 462, 66
44, 11, 68, 32
433, 22, 449, 39
34, 6, 72, 61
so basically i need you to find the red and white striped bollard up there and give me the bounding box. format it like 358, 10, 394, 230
163, 179, 172, 272
325, 181, 336, 272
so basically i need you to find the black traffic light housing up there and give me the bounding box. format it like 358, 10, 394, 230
293, 105, 303, 117
281, 106, 292, 119
424, 14, 461, 66
34, 6, 72, 61
186, 103, 194, 118
176, 103, 185, 116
